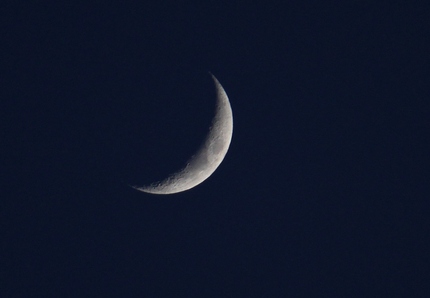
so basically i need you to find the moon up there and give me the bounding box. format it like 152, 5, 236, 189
133, 74, 233, 195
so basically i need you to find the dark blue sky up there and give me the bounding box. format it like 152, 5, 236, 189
2, 1, 429, 297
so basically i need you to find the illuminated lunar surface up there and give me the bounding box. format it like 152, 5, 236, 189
133, 74, 233, 195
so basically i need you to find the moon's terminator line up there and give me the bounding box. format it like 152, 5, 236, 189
133, 74, 233, 195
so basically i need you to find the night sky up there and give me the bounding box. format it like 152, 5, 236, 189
2, 1, 429, 297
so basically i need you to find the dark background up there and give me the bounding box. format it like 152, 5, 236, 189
2, 1, 429, 297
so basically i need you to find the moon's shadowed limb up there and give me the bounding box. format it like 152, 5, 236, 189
133, 74, 233, 195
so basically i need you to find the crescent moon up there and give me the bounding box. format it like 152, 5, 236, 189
133, 74, 233, 195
